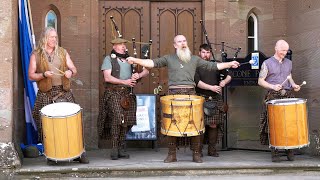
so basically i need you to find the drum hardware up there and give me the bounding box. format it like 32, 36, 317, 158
160, 95, 205, 137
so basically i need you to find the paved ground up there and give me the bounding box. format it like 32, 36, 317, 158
3, 148, 319, 179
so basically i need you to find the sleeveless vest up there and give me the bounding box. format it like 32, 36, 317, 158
35, 47, 71, 92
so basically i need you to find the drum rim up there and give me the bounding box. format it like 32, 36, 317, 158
269, 142, 310, 149
266, 98, 307, 105
40, 110, 81, 118
40, 102, 81, 117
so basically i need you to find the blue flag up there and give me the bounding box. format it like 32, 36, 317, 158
18, 0, 38, 144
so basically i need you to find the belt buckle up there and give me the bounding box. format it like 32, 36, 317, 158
280, 89, 286, 96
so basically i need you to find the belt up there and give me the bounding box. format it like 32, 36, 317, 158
105, 86, 130, 91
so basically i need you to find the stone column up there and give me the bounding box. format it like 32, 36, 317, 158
0, 0, 21, 168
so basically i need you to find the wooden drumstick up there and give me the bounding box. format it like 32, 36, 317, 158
300, 81, 307, 87
240, 59, 255, 66
280, 75, 291, 86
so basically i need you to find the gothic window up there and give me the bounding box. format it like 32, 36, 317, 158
45, 10, 57, 30
247, 13, 258, 53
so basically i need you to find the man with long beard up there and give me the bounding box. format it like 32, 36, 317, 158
127, 35, 239, 163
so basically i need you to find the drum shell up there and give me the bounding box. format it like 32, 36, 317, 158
160, 95, 205, 137
267, 98, 309, 149
41, 102, 84, 161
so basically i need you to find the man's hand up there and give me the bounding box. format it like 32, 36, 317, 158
131, 73, 140, 81
210, 85, 222, 94
272, 84, 282, 91
124, 79, 137, 87
292, 84, 301, 92
219, 81, 226, 87
64, 70, 73, 79
229, 61, 240, 68
126, 57, 136, 64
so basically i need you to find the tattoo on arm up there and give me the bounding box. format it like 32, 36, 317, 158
259, 63, 268, 79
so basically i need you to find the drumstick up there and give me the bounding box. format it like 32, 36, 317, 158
240, 60, 254, 66
280, 76, 290, 86
48, 63, 84, 86
300, 81, 307, 87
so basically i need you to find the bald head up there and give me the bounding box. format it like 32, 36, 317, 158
275, 40, 289, 50
274, 40, 289, 61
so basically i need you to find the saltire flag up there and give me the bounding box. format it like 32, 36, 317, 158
18, 0, 38, 145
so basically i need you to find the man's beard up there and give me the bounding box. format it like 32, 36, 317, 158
177, 46, 191, 63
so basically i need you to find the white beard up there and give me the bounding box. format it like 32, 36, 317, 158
177, 47, 191, 63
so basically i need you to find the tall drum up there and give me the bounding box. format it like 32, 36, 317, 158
267, 98, 309, 149
160, 95, 205, 137
40, 102, 84, 161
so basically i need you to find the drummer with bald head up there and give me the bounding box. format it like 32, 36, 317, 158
127, 34, 240, 163
258, 39, 301, 162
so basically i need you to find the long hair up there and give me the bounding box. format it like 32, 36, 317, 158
36, 27, 59, 57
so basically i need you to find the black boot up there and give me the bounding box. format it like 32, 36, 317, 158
111, 148, 119, 160
164, 137, 177, 163
208, 128, 219, 157
286, 149, 295, 161
118, 149, 130, 159
74, 153, 90, 164
191, 136, 203, 163
271, 148, 281, 162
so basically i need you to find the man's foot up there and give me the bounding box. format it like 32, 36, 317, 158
118, 149, 130, 159
47, 159, 57, 165
164, 154, 177, 163
271, 149, 281, 163
111, 148, 119, 160
208, 147, 219, 157
287, 149, 295, 161
73, 154, 89, 164
193, 152, 203, 163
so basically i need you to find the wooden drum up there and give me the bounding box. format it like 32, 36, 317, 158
267, 98, 309, 149
160, 95, 205, 137
40, 102, 84, 161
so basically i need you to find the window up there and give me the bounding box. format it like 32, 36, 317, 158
247, 13, 258, 53
45, 10, 57, 30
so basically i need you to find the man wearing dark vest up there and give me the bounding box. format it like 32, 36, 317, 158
195, 44, 232, 157
127, 35, 239, 163
98, 38, 149, 160
28, 27, 89, 164
258, 39, 301, 162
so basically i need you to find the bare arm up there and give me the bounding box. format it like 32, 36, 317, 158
258, 63, 281, 91
126, 57, 155, 68
217, 61, 240, 70
103, 69, 137, 87
64, 52, 77, 78
28, 53, 48, 81
219, 75, 232, 87
288, 74, 301, 92
197, 80, 222, 94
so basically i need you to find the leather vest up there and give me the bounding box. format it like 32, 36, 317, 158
35, 47, 71, 92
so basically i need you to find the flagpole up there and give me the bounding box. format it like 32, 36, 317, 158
27, 0, 36, 49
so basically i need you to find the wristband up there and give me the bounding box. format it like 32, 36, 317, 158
69, 69, 74, 74
42, 72, 46, 78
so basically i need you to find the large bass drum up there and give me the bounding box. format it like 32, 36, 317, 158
160, 95, 205, 137
40, 102, 84, 161
267, 98, 309, 149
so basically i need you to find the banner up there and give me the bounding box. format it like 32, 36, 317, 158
18, 0, 38, 144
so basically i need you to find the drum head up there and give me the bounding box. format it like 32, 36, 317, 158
266, 98, 306, 105
40, 102, 81, 117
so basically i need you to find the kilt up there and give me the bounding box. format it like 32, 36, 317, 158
259, 90, 295, 145
97, 87, 137, 140
199, 94, 224, 144
32, 85, 75, 142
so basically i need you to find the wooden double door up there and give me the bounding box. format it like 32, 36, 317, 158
99, 0, 203, 95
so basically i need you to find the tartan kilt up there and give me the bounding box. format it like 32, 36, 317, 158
32, 85, 75, 142
97, 88, 137, 140
199, 94, 225, 144
259, 90, 295, 145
